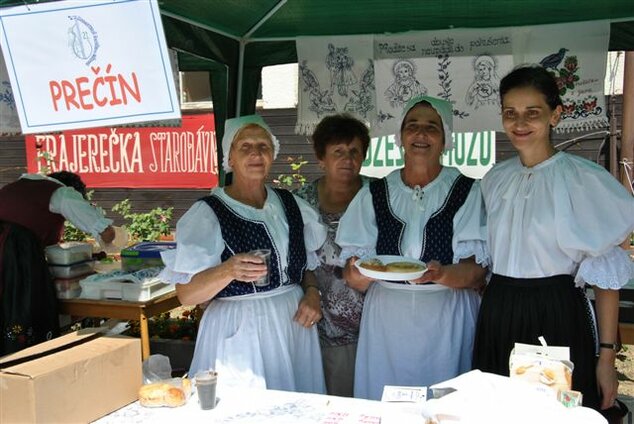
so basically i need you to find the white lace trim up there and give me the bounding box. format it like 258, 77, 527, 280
339, 246, 375, 262
574, 246, 634, 289
306, 251, 321, 271
453, 240, 491, 269
157, 267, 193, 284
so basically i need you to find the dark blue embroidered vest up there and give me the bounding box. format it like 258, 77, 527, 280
201, 188, 307, 298
369, 174, 475, 279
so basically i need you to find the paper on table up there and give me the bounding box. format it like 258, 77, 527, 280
381, 385, 427, 403
426, 370, 606, 424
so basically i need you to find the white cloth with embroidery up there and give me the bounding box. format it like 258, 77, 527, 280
0, 47, 20, 134
519, 20, 610, 132
296, 35, 375, 135
374, 28, 514, 136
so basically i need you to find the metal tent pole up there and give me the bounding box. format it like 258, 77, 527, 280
621, 51, 634, 193
235, 0, 288, 117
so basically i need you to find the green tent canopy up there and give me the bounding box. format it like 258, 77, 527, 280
2, 0, 633, 182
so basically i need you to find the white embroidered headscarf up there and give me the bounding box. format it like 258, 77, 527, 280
395, 95, 454, 151
221, 115, 280, 173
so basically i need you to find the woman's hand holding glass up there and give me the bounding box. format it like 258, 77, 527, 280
223, 253, 267, 283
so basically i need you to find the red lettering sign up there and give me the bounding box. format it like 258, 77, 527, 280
25, 114, 218, 189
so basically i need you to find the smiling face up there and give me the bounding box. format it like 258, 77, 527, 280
228, 124, 274, 181
319, 137, 365, 183
501, 86, 561, 153
400, 103, 445, 162
396, 63, 414, 81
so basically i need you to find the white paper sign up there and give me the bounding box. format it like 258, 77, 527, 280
381, 385, 427, 403
0, 0, 180, 134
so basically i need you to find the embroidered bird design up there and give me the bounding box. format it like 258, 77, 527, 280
539, 48, 569, 70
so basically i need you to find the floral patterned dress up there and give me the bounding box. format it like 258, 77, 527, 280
294, 179, 366, 348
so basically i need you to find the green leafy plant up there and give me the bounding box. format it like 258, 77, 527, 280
273, 155, 308, 189
125, 307, 201, 341
36, 150, 54, 175
111, 199, 173, 242
62, 221, 89, 242
62, 190, 95, 242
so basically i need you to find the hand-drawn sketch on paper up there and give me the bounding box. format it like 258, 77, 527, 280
326, 43, 358, 96
465, 54, 500, 110
384, 59, 428, 108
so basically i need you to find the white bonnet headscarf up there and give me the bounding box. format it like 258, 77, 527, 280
394, 95, 454, 151
221, 115, 280, 173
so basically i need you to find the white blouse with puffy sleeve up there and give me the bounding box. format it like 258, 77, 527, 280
336, 167, 489, 267
160, 186, 327, 284
481, 152, 634, 288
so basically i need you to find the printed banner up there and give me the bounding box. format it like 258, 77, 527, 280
296, 35, 375, 135
25, 114, 218, 188
361, 131, 496, 180
374, 28, 514, 136
0, 0, 180, 134
520, 20, 610, 132
297, 21, 609, 137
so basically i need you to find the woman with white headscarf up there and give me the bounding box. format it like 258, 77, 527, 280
337, 96, 489, 400
160, 115, 327, 393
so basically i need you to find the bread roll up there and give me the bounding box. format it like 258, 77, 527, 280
139, 382, 187, 408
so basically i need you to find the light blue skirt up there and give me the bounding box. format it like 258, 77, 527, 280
190, 285, 325, 394
354, 281, 480, 400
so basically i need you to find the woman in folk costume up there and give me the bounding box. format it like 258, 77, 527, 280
338, 96, 489, 400
472, 65, 634, 411
160, 115, 327, 393
0, 171, 114, 355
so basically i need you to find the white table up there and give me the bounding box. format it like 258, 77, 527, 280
95, 371, 607, 424
95, 387, 408, 424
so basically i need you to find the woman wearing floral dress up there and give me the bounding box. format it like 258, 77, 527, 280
295, 114, 372, 397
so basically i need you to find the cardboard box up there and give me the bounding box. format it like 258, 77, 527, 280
0, 329, 142, 423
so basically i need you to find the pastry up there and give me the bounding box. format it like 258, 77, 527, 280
139, 382, 187, 408
359, 258, 387, 272
385, 261, 424, 273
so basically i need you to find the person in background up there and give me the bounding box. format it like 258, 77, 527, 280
294, 114, 371, 397
160, 115, 327, 393
472, 65, 634, 411
338, 96, 488, 400
0, 171, 115, 355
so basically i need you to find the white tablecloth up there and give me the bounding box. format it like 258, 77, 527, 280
95, 387, 407, 424
95, 371, 607, 424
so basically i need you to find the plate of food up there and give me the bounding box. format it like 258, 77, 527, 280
355, 255, 427, 281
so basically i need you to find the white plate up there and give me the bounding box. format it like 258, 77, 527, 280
355, 255, 427, 281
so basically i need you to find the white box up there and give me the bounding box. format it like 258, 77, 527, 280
45, 242, 93, 265
54, 277, 84, 299
80, 278, 175, 301
49, 260, 95, 278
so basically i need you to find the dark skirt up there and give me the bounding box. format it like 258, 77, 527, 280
472, 274, 599, 409
0, 221, 60, 356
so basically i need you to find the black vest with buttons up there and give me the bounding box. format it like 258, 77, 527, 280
369, 174, 475, 281
201, 188, 307, 298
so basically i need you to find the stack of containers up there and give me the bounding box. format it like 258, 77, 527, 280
79, 242, 176, 302
45, 242, 95, 299
120, 242, 176, 272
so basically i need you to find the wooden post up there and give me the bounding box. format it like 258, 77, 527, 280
621, 52, 634, 192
